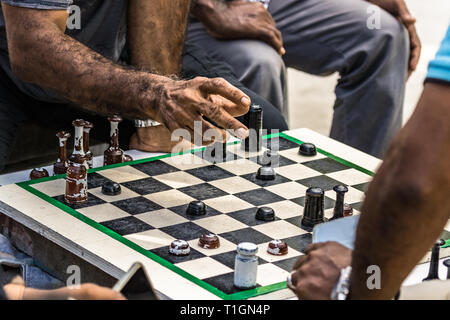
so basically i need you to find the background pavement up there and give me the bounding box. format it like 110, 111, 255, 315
287, 0, 450, 136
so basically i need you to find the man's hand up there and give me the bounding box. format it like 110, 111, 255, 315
290, 242, 352, 300
193, 0, 285, 55
368, 0, 421, 77
153, 77, 251, 145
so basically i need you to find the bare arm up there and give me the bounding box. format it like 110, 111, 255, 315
3, 3, 251, 143
350, 82, 450, 299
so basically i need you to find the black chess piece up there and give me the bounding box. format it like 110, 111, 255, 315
186, 201, 207, 216
423, 239, 445, 281
443, 259, 450, 280
301, 187, 326, 231
299, 143, 317, 157
256, 207, 275, 221
241, 105, 263, 152
256, 166, 276, 180
330, 185, 349, 220
258, 150, 279, 167
102, 181, 121, 196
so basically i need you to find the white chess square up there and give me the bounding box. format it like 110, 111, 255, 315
204, 195, 253, 214
209, 176, 260, 194
326, 168, 372, 186
145, 189, 195, 208
275, 164, 322, 181
278, 147, 326, 163
193, 214, 247, 234
153, 171, 204, 189
97, 166, 149, 183
261, 200, 303, 220
77, 203, 130, 223
256, 263, 290, 286
264, 182, 309, 200
161, 153, 209, 171
89, 186, 140, 202
325, 186, 365, 204
216, 158, 261, 176
175, 257, 233, 280
32, 179, 66, 197
124, 229, 175, 250
136, 209, 189, 228
252, 220, 307, 239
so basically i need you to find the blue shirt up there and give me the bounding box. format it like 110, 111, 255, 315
427, 25, 450, 84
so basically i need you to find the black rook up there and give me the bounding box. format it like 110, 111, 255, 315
301, 187, 326, 231
242, 105, 263, 152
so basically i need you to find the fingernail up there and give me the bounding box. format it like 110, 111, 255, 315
236, 128, 249, 140
281, 47, 286, 55
241, 97, 251, 106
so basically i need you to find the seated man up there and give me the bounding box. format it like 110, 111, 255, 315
290, 24, 450, 300
188, 0, 421, 158
0, 0, 288, 172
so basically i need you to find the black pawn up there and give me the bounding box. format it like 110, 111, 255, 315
443, 259, 450, 280
330, 185, 349, 220
301, 187, 326, 231
256, 207, 275, 221
299, 143, 317, 157
256, 166, 276, 180
258, 150, 279, 167
423, 239, 445, 281
186, 201, 206, 216
102, 181, 121, 196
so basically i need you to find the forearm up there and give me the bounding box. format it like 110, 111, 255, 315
349, 83, 450, 299
191, 0, 226, 23
4, 6, 168, 121
128, 0, 191, 75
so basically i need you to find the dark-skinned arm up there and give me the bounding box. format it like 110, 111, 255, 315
349, 82, 450, 299
2, 3, 251, 144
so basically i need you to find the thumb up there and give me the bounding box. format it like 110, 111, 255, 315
397, 3, 416, 26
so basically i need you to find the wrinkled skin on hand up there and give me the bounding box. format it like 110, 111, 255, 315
290, 242, 352, 300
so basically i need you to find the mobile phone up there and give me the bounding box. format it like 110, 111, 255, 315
113, 262, 159, 300
312, 215, 360, 250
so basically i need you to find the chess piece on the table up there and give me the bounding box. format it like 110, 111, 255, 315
104, 115, 124, 166
82, 121, 94, 169
256, 207, 275, 221
65, 160, 88, 204
198, 233, 220, 249
186, 201, 206, 216
30, 168, 49, 180
169, 240, 191, 256
234, 242, 258, 289
301, 187, 326, 231
102, 181, 121, 196
330, 185, 349, 221
256, 166, 276, 181
443, 259, 450, 280
267, 240, 288, 256
54, 131, 71, 175
241, 105, 263, 152
423, 239, 445, 281
299, 143, 317, 157
123, 154, 133, 162
258, 150, 279, 167
343, 203, 354, 217
68, 119, 88, 169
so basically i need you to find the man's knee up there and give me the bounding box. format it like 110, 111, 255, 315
240, 42, 285, 80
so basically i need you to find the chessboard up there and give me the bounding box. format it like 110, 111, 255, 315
8, 130, 450, 300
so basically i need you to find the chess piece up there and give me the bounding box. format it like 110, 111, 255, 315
186, 201, 206, 216
104, 115, 124, 166
54, 131, 71, 175
258, 150, 279, 167
123, 154, 133, 162
241, 105, 263, 152
330, 185, 349, 220
299, 143, 317, 157
343, 203, 354, 217
83, 121, 94, 169
423, 239, 445, 281
267, 240, 288, 256
301, 187, 326, 231
255, 207, 275, 221
443, 259, 450, 280
102, 181, 121, 196
30, 168, 49, 180
68, 119, 88, 169
234, 242, 258, 289
256, 166, 276, 180
169, 240, 191, 256
198, 233, 220, 249
65, 161, 88, 204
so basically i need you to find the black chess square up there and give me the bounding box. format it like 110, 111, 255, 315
301, 158, 349, 174
132, 160, 180, 176
352, 182, 370, 193
200, 146, 241, 164
273, 256, 300, 272
111, 196, 163, 215
169, 204, 222, 221
296, 175, 344, 191
248, 154, 296, 168
291, 196, 336, 210
150, 246, 205, 264
220, 227, 272, 245
160, 222, 211, 241
202, 272, 254, 295
351, 202, 364, 211
234, 189, 284, 206
240, 172, 290, 188
265, 137, 299, 151
186, 165, 235, 182
178, 183, 228, 201
100, 216, 154, 236
282, 234, 313, 253
121, 177, 172, 195
54, 193, 106, 210
87, 172, 113, 189
227, 207, 280, 226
